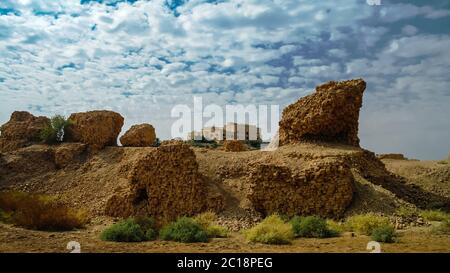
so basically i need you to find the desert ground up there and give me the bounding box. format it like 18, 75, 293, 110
0, 220, 449, 253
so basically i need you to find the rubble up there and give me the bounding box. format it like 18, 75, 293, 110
65, 110, 124, 151
120, 123, 156, 147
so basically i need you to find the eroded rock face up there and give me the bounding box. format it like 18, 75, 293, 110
65, 110, 124, 151
120, 124, 156, 147
223, 140, 248, 152
246, 159, 355, 218
53, 143, 87, 168
105, 143, 223, 221
0, 111, 49, 152
279, 79, 366, 147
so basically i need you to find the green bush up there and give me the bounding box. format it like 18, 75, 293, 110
193, 211, 229, 238
40, 115, 72, 144
345, 213, 391, 235
100, 217, 157, 242
371, 225, 397, 243
420, 210, 449, 222
396, 206, 419, 218
290, 216, 339, 238
326, 219, 346, 233
244, 214, 294, 245
193, 211, 217, 229
0, 191, 86, 231
432, 219, 450, 235
206, 225, 229, 238
160, 217, 209, 243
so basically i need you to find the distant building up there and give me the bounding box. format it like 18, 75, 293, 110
188, 123, 261, 142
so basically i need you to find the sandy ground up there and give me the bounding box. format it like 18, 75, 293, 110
0, 221, 449, 253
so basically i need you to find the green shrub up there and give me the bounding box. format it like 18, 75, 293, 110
420, 210, 449, 222
396, 206, 419, 218
206, 225, 229, 238
371, 225, 397, 243
0, 191, 86, 231
101, 219, 145, 242
193, 211, 228, 238
432, 219, 450, 235
345, 213, 391, 235
290, 216, 339, 238
100, 216, 157, 242
437, 160, 448, 165
244, 214, 294, 245
193, 211, 217, 229
326, 219, 346, 233
40, 115, 72, 144
160, 217, 209, 243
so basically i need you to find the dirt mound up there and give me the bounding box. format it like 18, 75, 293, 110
0, 111, 49, 152
105, 143, 223, 222
120, 124, 156, 147
382, 159, 450, 199
223, 140, 248, 152
377, 154, 407, 160
66, 110, 124, 151
279, 79, 365, 147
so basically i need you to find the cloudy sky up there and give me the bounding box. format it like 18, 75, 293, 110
0, 0, 449, 160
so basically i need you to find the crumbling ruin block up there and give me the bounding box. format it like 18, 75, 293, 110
65, 110, 124, 151
0, 111, 49, 152
247, 160, 354, 218
279, 79, 366, 147
105, 143, 223, 221
120, 123, 156, 147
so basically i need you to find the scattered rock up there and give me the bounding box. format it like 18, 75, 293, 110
0, 111, 49, 152
120, 124, 156, 147
65, 110, 124, 151
279, 79, 366, 147
377, 154, 407, 160
223, 140, 247, 152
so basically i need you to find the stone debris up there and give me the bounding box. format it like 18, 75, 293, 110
377, 154, 407, 160
65, 110, 124, 151
120, 123, 156, 147
223, 140, 248, 152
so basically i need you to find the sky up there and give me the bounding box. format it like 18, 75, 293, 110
0, 0, 449, 160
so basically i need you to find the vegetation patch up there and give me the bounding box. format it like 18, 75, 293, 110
419, 210, 449, 222
344, 213, 391, 235
431, 219, 450, 235
101, 216, 157, 242
290, 216, 339, 238
193, 211, 228, 238
244, 214, 294, 245
371, 225, 397, 243
160, 217, 209, 243
0, 191, 86, 231
40, 115, 72, 144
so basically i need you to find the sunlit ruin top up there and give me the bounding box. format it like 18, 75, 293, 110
279, 79, 366, 147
